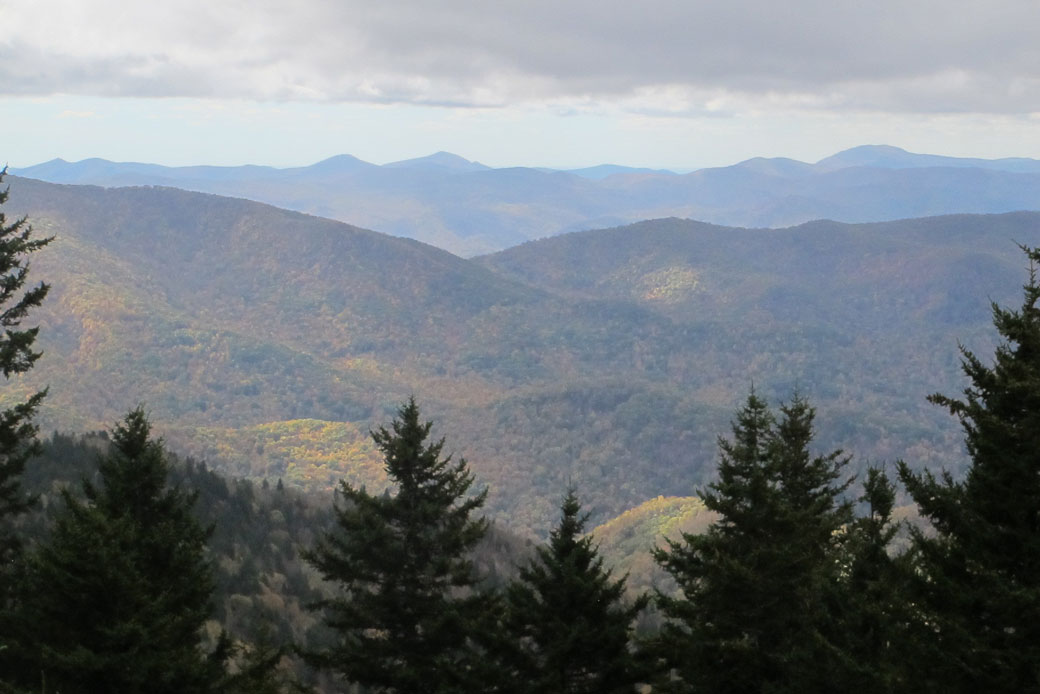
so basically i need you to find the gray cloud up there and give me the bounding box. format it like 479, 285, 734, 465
2, 0, 1038, 113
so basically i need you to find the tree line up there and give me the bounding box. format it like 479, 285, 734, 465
2, 168, 1040, 692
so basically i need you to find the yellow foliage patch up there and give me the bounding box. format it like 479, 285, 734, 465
637, 266, 701, 302
180, 419, 386, 492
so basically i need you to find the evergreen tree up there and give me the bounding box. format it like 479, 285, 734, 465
768, 396, 853, 689
306, 398, 491, 693
898, 246, 1040, 692
0, 167, 51, 557
653, 392, 851, 694
12, 408, 226, 694
499, 489, 648, 694
0, 166, 51, 688
832, 467, 914, 694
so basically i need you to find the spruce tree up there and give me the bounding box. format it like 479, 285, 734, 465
306, 397, 491, 693
898, 246, 1040, 692
653, 392, 851, 694
0, 168, 51, 560
768, 396, 853, 689
832, 467, 914, 694
0, 167, 51, 688
13, 408, 225, 694
500, 489, 648, 694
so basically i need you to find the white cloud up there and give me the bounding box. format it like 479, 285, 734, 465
2, 0, 1038, 115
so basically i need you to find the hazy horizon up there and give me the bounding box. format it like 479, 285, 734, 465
12, 143, 1040, 176
3, 1, 1039, 171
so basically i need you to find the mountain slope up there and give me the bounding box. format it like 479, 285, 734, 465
6, 177, 1040, 533
477, 213, 1036, 329
3, 178, 722, 531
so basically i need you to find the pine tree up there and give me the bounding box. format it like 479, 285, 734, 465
653, 392, 851, 694
768, 396, 853, 690
499, 489, 648, 694
0, 168, 51, 561
653, 393, 776, 693
832, 467, 914, 694
306, 398, 491, 693
12, 408, 225, 694
0, 166, 51, 689
898, 246, 1040, 692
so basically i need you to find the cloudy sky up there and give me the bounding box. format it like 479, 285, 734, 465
2, 0, 1039, 169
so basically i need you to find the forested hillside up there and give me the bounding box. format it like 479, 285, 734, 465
5, 176, 1040, 533
4, 168, 1040, 691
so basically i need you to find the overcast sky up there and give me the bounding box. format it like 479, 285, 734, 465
2, 0, 1039, 169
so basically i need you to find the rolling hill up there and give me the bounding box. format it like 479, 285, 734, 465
4, 175, 1039, 533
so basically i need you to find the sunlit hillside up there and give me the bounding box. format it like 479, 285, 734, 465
6, 176, 1039, 532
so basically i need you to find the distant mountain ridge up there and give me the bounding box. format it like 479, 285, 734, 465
383, 151, 492, 172
814, 144, 1040, 173
14, 146, 1040, 256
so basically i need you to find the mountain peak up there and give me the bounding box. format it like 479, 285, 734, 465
815, 145, 1040, 173
383, 152, 490, 172
730, 156, 815, 178
304, 154, 375, 173
815, 145, 916, 170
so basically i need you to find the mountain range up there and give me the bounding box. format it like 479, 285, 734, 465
14, 145, 1040, 257
4, 174, 1038, 534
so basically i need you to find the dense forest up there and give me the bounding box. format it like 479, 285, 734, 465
3, 170, 1040, 692
7, 175, 1040, 536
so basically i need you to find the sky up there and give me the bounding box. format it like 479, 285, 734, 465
2, 0, 1039, 170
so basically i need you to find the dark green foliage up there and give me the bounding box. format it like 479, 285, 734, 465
219, 640, 305, 694
499, 490, 648, 693
898, 246, 1040, 692
0, 167, 50, 563
768, 396, 856, 689
305, 398, 491, 693
831, 467, 915, 693
5, 427, 532, 693
7, 428, 373, 691
12, 409, 223, 694
653, 393, 852, 694
0, 166, 51, 689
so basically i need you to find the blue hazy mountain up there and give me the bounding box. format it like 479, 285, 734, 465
563, 164, 679, 179
14, 145, 1040, 256
383, 151, 492, 172
814, 144, 1040, 173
